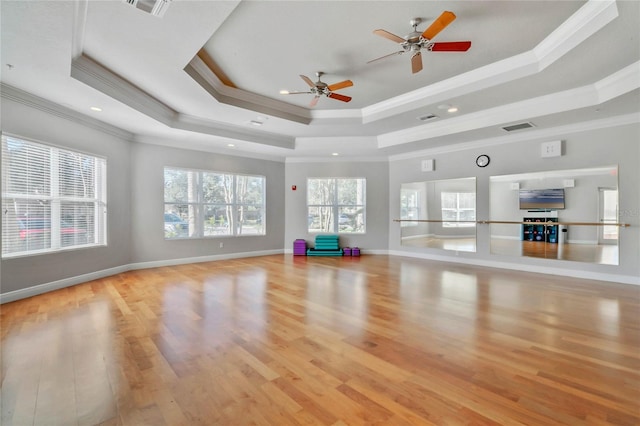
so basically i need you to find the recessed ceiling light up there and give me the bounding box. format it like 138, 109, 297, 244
279, 90, 289, 95
447, 106, 458, 113
90, 106, 102, 112
227, 143, 235, 147
332, 152, 339, 156
249, 120, 263, 126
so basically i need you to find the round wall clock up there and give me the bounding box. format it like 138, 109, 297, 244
476, 154, 490, 167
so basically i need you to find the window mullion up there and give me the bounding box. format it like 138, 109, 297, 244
196, 171, 203, 238
232, 174, 237, 236
50, 148, 61, 249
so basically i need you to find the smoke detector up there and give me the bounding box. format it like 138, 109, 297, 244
123, 0, 172, 17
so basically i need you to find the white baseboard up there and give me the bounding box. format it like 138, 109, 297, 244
128, 249, 283, 270
0, 264, 130, 304
3, 247, 636, 304
0, 249, 283, 304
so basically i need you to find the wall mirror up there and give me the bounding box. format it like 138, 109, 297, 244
489, 166, 619, 265
400, 177, 476, 252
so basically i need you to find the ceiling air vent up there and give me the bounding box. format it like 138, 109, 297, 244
502, 122, 535, 132
122, 0, 172, 17
417, 113, 438, 121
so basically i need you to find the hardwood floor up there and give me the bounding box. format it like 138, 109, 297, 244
2, 255, 639, 425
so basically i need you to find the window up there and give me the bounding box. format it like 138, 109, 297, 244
441, 192, 476, 227
307, 178, 365, 233
164, 167, 265, 239
2, 135, 107, 257
599, 188, 618, 241
400, 188, 419, 227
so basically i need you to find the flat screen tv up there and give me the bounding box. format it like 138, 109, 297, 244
519, 188, 565, 210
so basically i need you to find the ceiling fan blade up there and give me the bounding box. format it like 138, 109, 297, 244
309, 96, 320, 107
282, 91, 313, 95
421, 11, 456, 40
327, 80, 353, 91
327, 92, 352, 103
411, 51, 423, 74
429, 41, 471, 51
373, 29, 405, 43
367, 50, 404, 64
300, 75, 315, 88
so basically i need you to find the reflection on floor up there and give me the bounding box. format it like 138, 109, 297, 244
491, 239, 618, 264
401, 237, 476, 252
401, 237, 618, 264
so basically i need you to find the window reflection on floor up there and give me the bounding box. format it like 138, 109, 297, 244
490, 239, 618, 265
401, 237, 476, 252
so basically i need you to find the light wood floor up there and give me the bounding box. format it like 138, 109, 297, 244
2, 255, 639, 425
491, 239, 619, 264
402, 236, 618, 264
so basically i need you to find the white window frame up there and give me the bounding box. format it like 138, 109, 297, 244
2, 134, 107, 258
441, 192, 476, 228
307, 178, 366, 234
163, 167, 265, 239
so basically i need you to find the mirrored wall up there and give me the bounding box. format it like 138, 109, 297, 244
489, 166, 619, 265
400, 177, 476, 252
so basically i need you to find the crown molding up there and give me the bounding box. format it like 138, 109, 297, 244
378, 63, 640, 148
534, 0, 618, 68
133, 135, 288, 163
362, 0, 618, 124
70, 54, 296, 148
387, 112, 639, 161
184, 55, 312, 125
71, 54, 178, 124
1, 83, 134, 141
285, 156, 388, 164
188, 0, 618, 127
175, 114, 295, 150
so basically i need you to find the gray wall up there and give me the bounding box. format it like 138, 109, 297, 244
1, 96, 132, 293
1, 96, 285, 297
284, 160, 389, 251
389, 123, 640, 283
129, 142, 285, 263
2, 94, 638, 298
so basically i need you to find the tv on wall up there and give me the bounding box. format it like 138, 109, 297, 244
519, 188, 565, 210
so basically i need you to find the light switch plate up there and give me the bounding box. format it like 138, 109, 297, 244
541, 140, 562, 158
421, 159, 434, 172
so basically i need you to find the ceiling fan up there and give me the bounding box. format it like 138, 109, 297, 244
368, 11, 471, 74
280, 72, 353, 107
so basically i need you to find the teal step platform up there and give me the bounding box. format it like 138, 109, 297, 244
306, 248, 343, 256
307, 234, 341, 255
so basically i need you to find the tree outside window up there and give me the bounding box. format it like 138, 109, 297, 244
307, 178, 365, 233
164, 167, 265, 239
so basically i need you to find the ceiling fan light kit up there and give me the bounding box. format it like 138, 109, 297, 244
280, 71, 353, 107
369, 11, 472, 74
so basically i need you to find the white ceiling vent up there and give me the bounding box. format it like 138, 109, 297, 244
502, 122, 535, 132
123, 0, 172, 17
